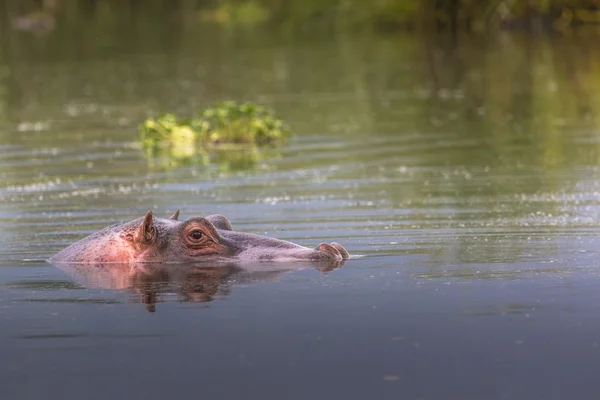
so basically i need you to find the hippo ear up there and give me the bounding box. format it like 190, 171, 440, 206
169, 209, 180, 221
135, 210, 156, 244
205, 214, 233, 231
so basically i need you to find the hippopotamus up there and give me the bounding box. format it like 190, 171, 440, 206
48, 210, 349, 265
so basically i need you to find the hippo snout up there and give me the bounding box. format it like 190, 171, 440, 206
313, 242, 350, 261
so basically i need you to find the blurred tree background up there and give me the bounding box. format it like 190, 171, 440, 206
4, 0, 600, 33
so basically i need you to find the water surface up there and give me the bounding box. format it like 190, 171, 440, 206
2, 12, 600, 399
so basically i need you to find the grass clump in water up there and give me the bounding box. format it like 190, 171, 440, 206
140, 101, 290, 156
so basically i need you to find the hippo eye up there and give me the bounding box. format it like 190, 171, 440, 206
183, 220, 218, 248
189, 230, 204, 241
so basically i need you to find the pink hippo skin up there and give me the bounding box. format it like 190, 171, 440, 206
48, 210, 350, 264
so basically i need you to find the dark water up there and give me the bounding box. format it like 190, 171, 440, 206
3, 8, 600, 399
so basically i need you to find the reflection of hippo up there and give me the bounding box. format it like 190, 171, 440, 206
56, 261, 343, 312
48, 210, 349, 265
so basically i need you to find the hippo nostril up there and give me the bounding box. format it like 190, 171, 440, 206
329, 242, 349, 260
316, 243, 342, 260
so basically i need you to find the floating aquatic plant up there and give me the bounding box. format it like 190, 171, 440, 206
139, 101, 290, 170
140, 101, 289, 150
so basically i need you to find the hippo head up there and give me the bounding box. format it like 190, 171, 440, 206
48, 211, 349, 265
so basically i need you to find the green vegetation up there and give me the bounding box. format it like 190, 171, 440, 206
204, 0, 600, 31
139, 101, 289, 170
10, 0, 600, 33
